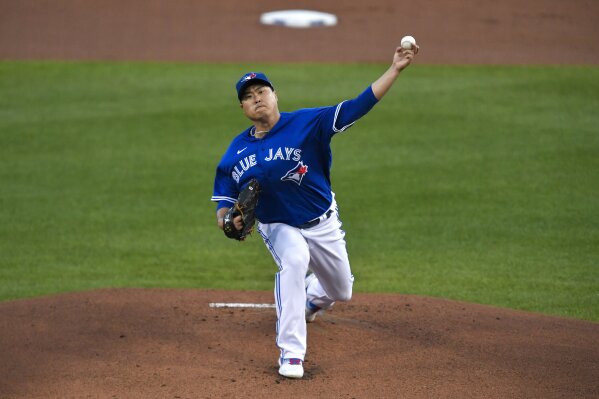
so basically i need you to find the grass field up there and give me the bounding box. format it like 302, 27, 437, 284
1, 62, 597, 321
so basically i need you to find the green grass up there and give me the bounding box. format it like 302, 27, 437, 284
1, 62, 597, 321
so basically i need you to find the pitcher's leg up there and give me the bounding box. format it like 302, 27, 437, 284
258, 222, 310, 360
304, 214, 354, 310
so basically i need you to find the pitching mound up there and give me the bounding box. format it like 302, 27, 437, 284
0, 289, 597, 398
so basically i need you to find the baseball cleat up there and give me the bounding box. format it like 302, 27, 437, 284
305, 301, 321, 323
305, 272, 322, 322
278, 358, 304, 379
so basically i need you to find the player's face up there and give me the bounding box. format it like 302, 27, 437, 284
240, 84, 278, 120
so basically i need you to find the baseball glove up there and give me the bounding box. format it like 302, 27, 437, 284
223, 178, 260, 241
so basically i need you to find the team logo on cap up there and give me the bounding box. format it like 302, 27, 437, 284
281, 161, 308, 185
242, 73, 257, 81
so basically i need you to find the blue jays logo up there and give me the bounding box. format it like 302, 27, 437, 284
281, 161, 308, 185
242, 72, 257, 81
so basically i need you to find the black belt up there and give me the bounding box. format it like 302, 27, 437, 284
298, 209, 334, 229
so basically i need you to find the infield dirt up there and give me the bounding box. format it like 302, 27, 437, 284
1, 0, 598, 398
1, 289, 598, 398
1, 0, 598, 64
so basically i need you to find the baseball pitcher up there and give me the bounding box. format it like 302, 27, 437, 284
212, 43, 419, 378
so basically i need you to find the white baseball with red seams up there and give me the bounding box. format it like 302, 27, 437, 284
401, 35, 417, 50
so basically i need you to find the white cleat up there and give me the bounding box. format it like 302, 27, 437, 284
278, 358, 304, 379
305, 273, 322, 323
305, 302, 321, 323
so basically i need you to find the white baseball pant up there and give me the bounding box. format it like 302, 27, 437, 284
257, 202, 354, 361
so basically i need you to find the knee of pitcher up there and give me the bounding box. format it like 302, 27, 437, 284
335, 290, 352, 302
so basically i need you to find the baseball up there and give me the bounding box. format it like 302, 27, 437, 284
401, 35, 416, 50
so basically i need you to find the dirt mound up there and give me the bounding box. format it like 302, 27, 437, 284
1, 288, 597, 398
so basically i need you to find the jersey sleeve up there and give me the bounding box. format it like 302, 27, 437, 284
211, 163, 238, 210
317, 85, 379, 136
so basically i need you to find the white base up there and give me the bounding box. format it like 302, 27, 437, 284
260, 10, 338, 28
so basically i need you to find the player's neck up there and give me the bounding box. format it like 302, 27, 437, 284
253, 112, 280, 139
253, 129, 269, 139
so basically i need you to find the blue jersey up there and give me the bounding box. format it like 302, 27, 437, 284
212, 86, 378, 227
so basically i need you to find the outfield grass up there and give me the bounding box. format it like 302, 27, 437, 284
1, 62, 597, 321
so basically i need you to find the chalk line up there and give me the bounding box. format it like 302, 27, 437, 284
209, 302, 276, 309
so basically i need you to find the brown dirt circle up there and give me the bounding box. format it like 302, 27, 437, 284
1, 288, 598, 398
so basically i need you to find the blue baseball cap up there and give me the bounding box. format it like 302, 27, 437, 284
236, 72, 274, 101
